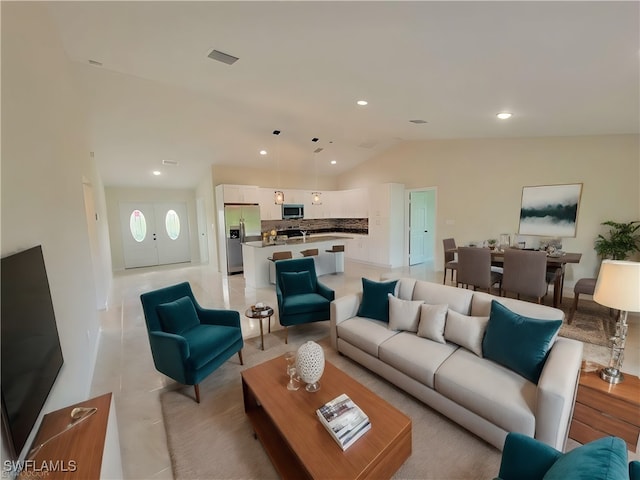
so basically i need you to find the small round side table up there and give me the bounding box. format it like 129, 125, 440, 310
244, 306, 274, 351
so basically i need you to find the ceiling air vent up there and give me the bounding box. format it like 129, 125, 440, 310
359, 141, 378, 149
208, 49, 239, 65
314, 148, 324, 153
162, 160, 179, 166
409, 119, 428, 124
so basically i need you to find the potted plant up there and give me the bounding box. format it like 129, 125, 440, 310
594, 220, 640, 260
487, 239, 497, 250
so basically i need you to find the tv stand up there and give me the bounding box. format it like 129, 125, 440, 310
22, 392, 122, 479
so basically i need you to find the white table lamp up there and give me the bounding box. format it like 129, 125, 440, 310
593, 260, 640, 384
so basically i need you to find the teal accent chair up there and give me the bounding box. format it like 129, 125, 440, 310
496, 432, 640, 480
140, 282, 243, 403
275, 257, 335, 344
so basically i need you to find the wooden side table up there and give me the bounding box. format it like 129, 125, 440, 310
245, 306, 274, 350
569, 362, 640, 452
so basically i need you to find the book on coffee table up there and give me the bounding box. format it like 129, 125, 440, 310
316, 393, 371, 450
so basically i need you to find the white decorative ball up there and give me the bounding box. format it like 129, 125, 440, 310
296, 341, 325, 385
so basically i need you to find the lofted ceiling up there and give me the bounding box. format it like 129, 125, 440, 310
45, 1, 639, 188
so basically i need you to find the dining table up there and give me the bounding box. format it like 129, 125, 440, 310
448, 248, 582, 308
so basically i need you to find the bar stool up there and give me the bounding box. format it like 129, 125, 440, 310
300, 249, 319, 257
325, 245, 345, 273
268, 251, 292, 284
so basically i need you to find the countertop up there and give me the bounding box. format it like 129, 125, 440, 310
244, 234, 353, 248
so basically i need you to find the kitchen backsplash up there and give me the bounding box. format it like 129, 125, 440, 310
261, 218, 368, 235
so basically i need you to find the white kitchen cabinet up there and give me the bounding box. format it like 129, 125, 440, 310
222, 184, 259, 204
343, 189, 368, 218
345, 234, 369, 263
259, 188, 282, 220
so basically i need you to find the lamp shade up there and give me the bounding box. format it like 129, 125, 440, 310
593, 260, 640, 312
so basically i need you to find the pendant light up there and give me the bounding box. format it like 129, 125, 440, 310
273, 130, 284, 205
311, 140, 322, 205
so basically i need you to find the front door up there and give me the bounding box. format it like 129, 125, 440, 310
120, 202, 191, 268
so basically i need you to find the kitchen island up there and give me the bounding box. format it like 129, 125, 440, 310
242, 235, 352, 288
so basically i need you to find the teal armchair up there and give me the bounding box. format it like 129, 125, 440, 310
275, 257, 335, 343
496, 432, 639, 480
140, 282, 243, 403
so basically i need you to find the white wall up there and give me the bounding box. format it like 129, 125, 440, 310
1, 2, 104, 458
196, 170, 218, 270
338, 135, 640, 285
104, 187, 200, 271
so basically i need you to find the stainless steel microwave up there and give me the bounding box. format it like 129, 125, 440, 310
282, 204, 304, 219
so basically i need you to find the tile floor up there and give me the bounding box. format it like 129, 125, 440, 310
91, 260, 640, 479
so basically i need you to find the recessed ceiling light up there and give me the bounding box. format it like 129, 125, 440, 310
330, 160, 337, 165
259, 150, 267, 155
497, 112, 513, 120
152, 171, 161, 176
356, 100, 368, 106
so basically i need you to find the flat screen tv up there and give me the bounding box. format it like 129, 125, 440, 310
1, 245, 64, 458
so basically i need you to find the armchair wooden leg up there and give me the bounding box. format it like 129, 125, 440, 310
284, 326, 288, 344
194, 384, 201, 404
238, 350, 244, 365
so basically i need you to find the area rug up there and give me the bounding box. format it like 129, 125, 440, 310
556, 297, 616, 347
160, 324, 501, 480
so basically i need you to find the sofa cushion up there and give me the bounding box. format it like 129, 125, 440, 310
417, 303, 448, 344
337, 317, 399, 357
412, 281, 473, 315
483, 301, 562, 384
435, 348, 537, 436
471, 292, 564, 321
542, 436, 628, 480
388, 294, 423, 332
379, 332, 458, 389
357, 278, 398, 322
444, 310, 488, 357
395, 278, 417, 300
282, 293, 331, 315
156, 296, 200, 335
280, 271, 314, 296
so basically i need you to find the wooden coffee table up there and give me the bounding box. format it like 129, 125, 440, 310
242, 355, 412, 479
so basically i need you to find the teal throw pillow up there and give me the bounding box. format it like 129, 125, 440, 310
156, 296, 200, 335
543, 436, 628, 480
356, 278, 398, 322
280, 271, 314, 296
482, 301, 561, 383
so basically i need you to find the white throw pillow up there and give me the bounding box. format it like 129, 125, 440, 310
444, 310, 489, 357
417, 304, 449, 344
387, 294, 423, 332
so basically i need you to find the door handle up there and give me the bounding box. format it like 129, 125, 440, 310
424, 230, 428, 233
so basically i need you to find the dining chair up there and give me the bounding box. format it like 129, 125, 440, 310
568, 278, 596, 324
442, 238, 458, 284
501, 249, 548, 304
456, 246, 502, 295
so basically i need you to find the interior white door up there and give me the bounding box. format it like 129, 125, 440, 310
120, 202, 191, 268
120, 203, 159, 268
409, 192, 428, 265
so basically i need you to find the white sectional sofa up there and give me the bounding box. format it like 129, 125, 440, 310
330, 277, 583, 451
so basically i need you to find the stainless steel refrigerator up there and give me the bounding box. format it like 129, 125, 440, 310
224, 204, 261, 274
